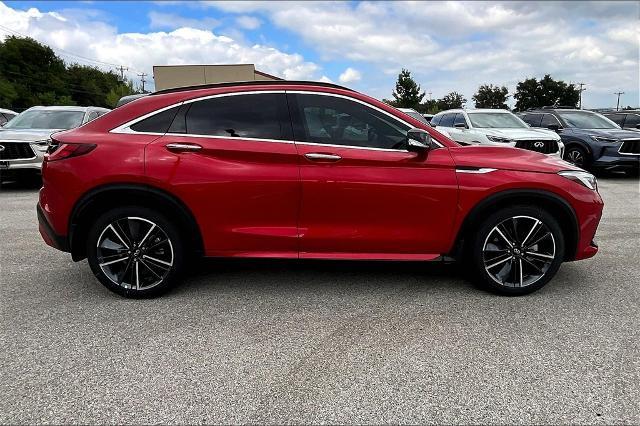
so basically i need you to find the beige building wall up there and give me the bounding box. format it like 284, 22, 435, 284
153, 64, 281, 91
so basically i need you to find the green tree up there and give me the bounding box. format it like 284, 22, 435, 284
513, 74, 580, 111
473, 84, 509, 109
385, 69, 425, 109
437, 92, 467, 110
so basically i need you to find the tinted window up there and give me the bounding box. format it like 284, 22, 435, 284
185, 93, 289, 140
87, 111, 99, 122
556, 111, 618, 129
130, 106, 181, 133
439, 113, 455, 127
468, 112, 527, 128
4, 110, 84, 130
606, 114, 626, 126
430, 114, 442, 126
0, 114, 8, 125
292, 94, 409, 150
624, 114, 640, 129
522, 113, 543, 127
453, 113, 467, 127
540, 114, 561, 128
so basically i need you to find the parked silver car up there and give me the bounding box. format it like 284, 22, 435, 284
0, 106, 110, 179
0, 108, 18, 126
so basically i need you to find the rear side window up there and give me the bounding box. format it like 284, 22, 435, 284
185, 93, 289, 140
430, 114, 442, 126
540, 114, 561, 128
439, 113, 455, 127
130, 106, 181, 133
522, 113, 542, 127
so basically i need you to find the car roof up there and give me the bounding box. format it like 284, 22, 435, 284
0, 108, 17, 114
152, 79, 355, 96
398, 108, 419, 113
434, 108, 512, 115
23, 106, 110, 113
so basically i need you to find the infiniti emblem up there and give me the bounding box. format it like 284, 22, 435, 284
0, 144, 5, 152
534, 141, 545, 148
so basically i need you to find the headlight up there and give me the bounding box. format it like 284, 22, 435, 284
558, 170, 597, 191
590, 136, 619, 143
487, 135, 513, 143
31, 139, 51, 152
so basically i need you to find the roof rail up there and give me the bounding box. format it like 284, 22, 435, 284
151, 80, 356, 96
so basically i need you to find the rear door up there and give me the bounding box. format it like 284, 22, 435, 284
145, 92, 301, 257
287, 92, 458, 258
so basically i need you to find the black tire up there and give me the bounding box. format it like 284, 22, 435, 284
86, 206, 185, 298
564, 145, 590, 169
468, 205, 565, 296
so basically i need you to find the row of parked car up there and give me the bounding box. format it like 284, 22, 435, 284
399, 106, 640, 174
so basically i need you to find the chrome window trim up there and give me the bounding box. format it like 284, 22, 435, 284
455, 168, 497, 174
109, 89, 444, 152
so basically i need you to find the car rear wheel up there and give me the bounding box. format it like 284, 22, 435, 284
564, 146, 589, 168
469, 206, 565, 295
87, 207, 184, 298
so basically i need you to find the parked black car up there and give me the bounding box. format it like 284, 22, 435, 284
519, 108, 640, 173
603, 111, 640, 131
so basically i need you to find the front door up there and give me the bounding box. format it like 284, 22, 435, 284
288, 92, 458, 259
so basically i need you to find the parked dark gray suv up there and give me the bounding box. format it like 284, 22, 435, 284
520, 108, 640, 173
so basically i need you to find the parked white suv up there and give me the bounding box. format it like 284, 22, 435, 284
431, 108, 564, 158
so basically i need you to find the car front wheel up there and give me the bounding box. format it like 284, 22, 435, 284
470, 206, 565, 295
86, 207, 184, 298
564, 146, 589, 168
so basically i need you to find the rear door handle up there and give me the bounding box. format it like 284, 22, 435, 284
166, 143, 202, 152
304, 153, 341, 162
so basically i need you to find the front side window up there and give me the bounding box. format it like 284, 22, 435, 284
439, 113, 455, 127
556, 111, 619, 129
624, 114, 640, 129
292, 94, 409, 150
522, 113, 543, 127
185, 93, 289, 140
606, 114, 626, 126
4, 110, 85, 130
540, 114, 562, 128
453, 113, 468, 128
467, 112, 527, 129
430, 114, 442, 126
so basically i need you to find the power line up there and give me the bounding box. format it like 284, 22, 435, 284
614, 91, 625, 111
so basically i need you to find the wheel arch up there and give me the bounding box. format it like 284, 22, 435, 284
68, 183, 204, 261
453, 189, 579, 261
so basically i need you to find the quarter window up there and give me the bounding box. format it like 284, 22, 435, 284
130, 106, 181, 133
291, 94, 409, 150
185, 93, 289, 140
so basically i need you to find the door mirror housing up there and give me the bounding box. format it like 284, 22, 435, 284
406, 128, 432, 152
454, 122, 467, 129
547, 124, 562, 132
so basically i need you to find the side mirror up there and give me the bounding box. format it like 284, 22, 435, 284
406, 128, 432, 152
454, 122, 467, 129
635, 124, 640, 129
547, 124, 561, 132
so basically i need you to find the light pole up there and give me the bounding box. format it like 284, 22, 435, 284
578, 83, 586, 109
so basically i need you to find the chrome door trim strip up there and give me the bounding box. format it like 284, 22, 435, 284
455, 167, 497, 174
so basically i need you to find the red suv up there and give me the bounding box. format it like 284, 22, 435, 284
37, 81, 603, 297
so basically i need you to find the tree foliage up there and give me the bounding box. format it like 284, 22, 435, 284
0, 36, 139, 110
513, 74, 580, 111
473, 84, 509, 109
385, 69, 425, 109
437, 92, 467, 110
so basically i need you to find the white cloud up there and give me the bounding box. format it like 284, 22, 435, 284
0, 2, 319, 90
148, 11, 220, 30
338, 67, 361, 83
235, 15, 261, 30
318, 75, 334, 83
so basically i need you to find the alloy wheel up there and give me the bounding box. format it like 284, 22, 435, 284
566, 149, 585, 167
482, 215, 556, 288
96, 217, 174, 290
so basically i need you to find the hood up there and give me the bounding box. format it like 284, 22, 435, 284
449, 146, 580, 174
0, 128, 63, 142
568, 128, 640, 140
483, 127, 560, 140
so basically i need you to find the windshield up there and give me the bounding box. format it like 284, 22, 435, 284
467, 112, 527, 128
404, 111, 431, 125
4, 110, 85, 130
556, 111, 619, 129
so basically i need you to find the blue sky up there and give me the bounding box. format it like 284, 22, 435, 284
1, 1, 638, 108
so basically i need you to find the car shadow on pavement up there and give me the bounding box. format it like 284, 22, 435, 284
0, 177, 42, 191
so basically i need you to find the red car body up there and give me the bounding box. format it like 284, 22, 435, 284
37, 81, 603, 295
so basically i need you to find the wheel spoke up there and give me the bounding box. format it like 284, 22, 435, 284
525, 231, 552, 249
518, 258, 523, 287
526, 251, 554, 260
521, 219, 540, 246
99, 255, 128, 267
142, 254, 172, 268
494, 227, 514, 248
139, 258, 163, 280
486, 254, 513, 269
108, 224, 129, 249
522, 256, 544, 274
135, 261, 140, 290
139, 223, 156, 246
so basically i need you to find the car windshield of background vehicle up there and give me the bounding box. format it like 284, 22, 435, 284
556, 111, 619, 129
4, 110, 85, 130
467, 113, 527, 128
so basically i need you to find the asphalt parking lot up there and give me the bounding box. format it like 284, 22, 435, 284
1, 176, 638, 424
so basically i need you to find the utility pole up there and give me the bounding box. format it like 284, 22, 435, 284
614, 91, 624, 111
137, 72, 147, 93
578, 82, 586, 109
428, 91, 432, 101
115, 65, 128, 81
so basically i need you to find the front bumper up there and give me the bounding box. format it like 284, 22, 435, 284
37, 203, 69, 252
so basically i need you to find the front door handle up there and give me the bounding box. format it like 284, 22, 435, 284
166, 143, 202, 152
304, 153, 341, 162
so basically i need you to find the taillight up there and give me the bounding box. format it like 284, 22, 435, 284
45, 143, 96, 162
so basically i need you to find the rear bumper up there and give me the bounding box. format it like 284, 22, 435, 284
37, 203, 69, 252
